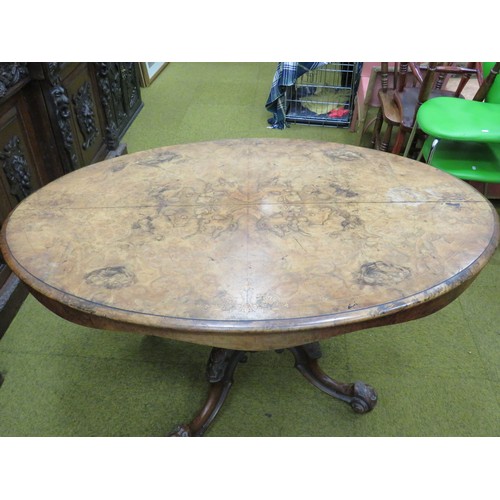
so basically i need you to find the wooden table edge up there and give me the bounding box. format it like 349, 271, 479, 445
2, 206, 498, 351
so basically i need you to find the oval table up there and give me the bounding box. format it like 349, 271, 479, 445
1, 138, 499, 436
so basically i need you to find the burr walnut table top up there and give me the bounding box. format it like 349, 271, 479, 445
1, 139, 499, 350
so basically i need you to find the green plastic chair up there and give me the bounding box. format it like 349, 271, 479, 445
415, 62, 500, 183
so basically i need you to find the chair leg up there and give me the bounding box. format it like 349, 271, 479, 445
391, 129, 406, 155
380, 123, 393, 152
371, 109, 383, 149
403, 122, 418, 157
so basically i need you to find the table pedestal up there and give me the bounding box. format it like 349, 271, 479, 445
169, 342, 377, 437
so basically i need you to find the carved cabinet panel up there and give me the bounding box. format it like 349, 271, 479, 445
95, 63, 143, 150
33, 62, 109, 172
0, 65, 43, 291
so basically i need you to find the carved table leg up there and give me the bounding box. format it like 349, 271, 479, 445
168, 348, 248, 437
287, 342, 377, 413
169, 342, 376, 436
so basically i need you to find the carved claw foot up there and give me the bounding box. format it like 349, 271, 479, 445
288, 342, 378, 414
349, 381, 378, 413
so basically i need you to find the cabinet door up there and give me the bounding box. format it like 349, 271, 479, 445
94, 63, 143, 149
37, 63, 108, 172
60, 63, 108, 168
119, 63, 143, 133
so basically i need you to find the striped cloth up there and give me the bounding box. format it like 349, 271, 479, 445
265, 62, 327, 129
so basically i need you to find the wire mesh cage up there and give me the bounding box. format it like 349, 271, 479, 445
285, 62, 361, 127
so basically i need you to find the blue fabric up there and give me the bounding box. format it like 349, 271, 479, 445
265, 62, 327, 129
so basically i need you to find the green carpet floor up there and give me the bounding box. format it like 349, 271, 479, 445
0, 62, 499, 437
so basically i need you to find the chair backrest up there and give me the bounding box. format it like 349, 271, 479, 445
378, 62, 427, 94
410, 62, 478, 123
480, 62, 500, 103
419, 62, 478, 98
400, 62, 477, 93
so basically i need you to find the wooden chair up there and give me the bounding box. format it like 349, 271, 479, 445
372, 62, 478, 154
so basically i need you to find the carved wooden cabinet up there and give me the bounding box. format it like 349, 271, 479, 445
0, 62, 143, 335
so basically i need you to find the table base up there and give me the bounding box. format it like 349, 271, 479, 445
168, 342, 377, 437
